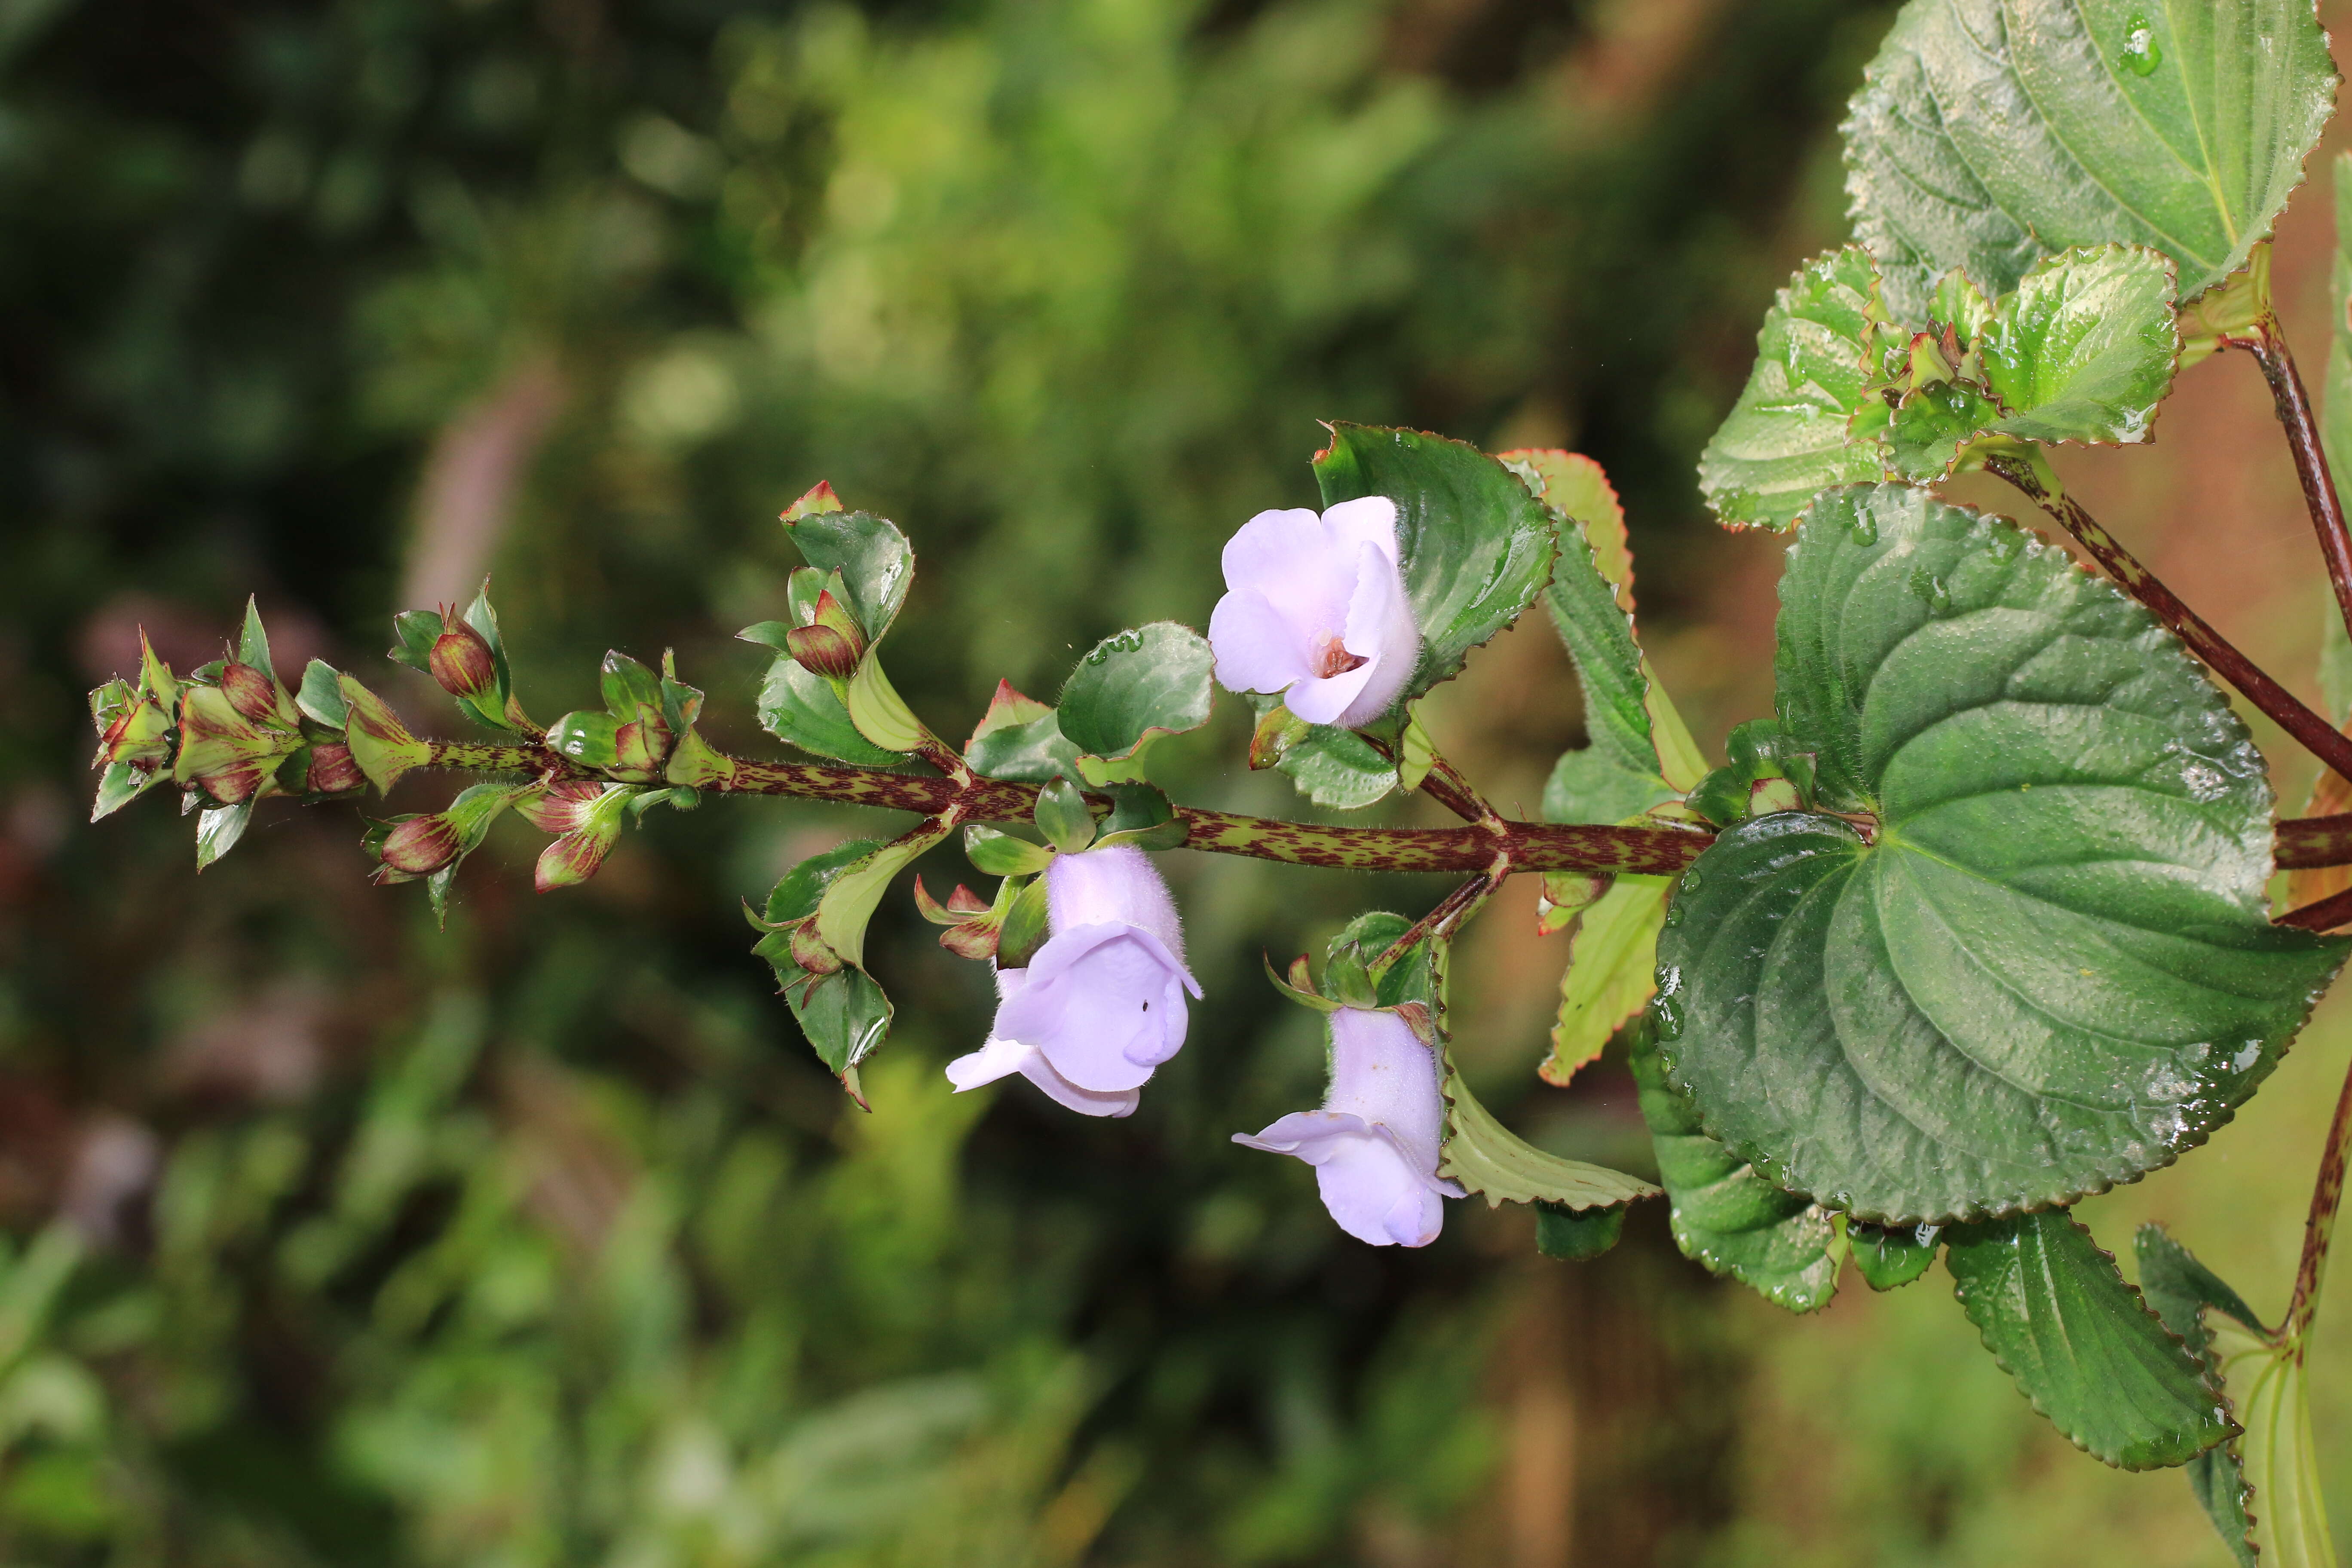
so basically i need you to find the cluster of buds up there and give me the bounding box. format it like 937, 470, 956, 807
88, 604, 368, 863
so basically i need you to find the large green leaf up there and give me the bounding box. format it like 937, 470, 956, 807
1843, 0, 2337, 324
1697, 247, 1890, 530
1655, 484, 2346, 1221
1978, 245, 2178, 445
1057, 622, 1214, 771
2135, 1224, 2261, 1567
1946, 1209, 2233, 1469
1313, 424, 1557, 704
1629, 1023, 1846, 1313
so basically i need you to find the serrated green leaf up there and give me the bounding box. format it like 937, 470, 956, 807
1945, 1209, 2232, 1470
1542, 873, 1670, 1085
1883, 380, 2003, 479
782, 509, 914, 642
787, 965, 893, 1090
755, 657, 906, 766
1314, 424, 1557, 701
1850, 1224, 1939, 1291
1980, 245, 2178, 445
1540, 492, 1656, 776
1057, 622, 1213, 767
1540, 749, 1676, 828
1438, 1066, 1659, 1212
1628, 1022, 1845, 1313
2135, 1224, 2262, 1566
1656, 484, 2348, 1222
1697, 247, 1891, 530
1844, 0, 2337, 324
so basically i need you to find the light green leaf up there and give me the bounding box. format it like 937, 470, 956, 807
1980, 245, 2178, 445
1844, 0, 2337, 323
297, 659, 348, 729
1540, 750, 1675, 829
1945, 1209, 2232, 1470
815, 822, 953, 968
1629, 1022, 1845, 1313
236, 596, 276, 683
756, 657, 906, 766
964, 826, 1056, 879
90, 760, 167, 823
843, 656, 931, 755
1655, 484, 2347, 1221
1438, 1066, 1660, 1212
1697, 247, 1890, 530
1057, 623, 1214, 766
2227, 1336, 2337, 1567
1314, 424, 1557, 704
1542, 874, 1670, 1085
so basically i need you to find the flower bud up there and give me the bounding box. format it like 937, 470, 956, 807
428, 617, 499, 701
378, 814, 462, 876
1234, 1007, 1464, 1247
92, 688, 173, 770
304, 743, 364, 796
217, 662, 280, 723
785, 591, 866, 680
517, 779, 609, 835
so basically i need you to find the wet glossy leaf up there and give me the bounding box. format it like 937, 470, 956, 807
1697, 248, 1889, 530
756, 657, 906, 766
782, 509, 914, 641
1844, 0, 2336, 323
1246, 693, 1398, 808
1314, 424, 1556, 704
1945, 1210, 2232, 1470
1655, 484, 2346, 1221
1057, 622, 1214, 767
1850, 1224, 1939, 1291
1979, 245, 2178, 446
1629, 1023, 1844, 1313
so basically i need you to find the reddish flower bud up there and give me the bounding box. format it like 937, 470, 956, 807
428, 618, 499, 701
789, 920, 844, 976
518, 779, 609, 834
535, 826, 614, 892
785, 623, 861, 680
379, 814, 462, 876
305, 743, 364, 795
218, 662, 280, 723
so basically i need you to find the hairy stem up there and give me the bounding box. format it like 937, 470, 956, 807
1988, 453, 2352, 783
423, 741, 1710, 876
2287, 1045, 2352, 1348
2242, 322, 2352, 648
2275, 813, 2352, 870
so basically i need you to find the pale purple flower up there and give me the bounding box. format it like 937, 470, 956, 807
1234, 1007, 1465, 1246
1207, 496, 1417, 729
945, 844, 1200, 1116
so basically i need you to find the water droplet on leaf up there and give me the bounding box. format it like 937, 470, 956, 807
2121, 13, 2162, 73
1849, 513, 1879, 546
1651, 994, 1684, 1039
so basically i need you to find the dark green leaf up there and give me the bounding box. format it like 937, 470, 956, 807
236, 597, 277, 683
1945, 1209, 2232, 1470
1697, 247, 1890, 530
1850, 1224, 1939, 1291
783, 510, 914, 642
1844, 0, 2336, 323
1441, 1065, 1660, 1212
1656, 484, 2348, 1221
1314, 424, 1557, 700
755, 657, 906, 766
297, 659, 347, 729
1247, 694, 1397, 808
1537, 476, 1654, 775
1535, 1203, 1625, 1261
90, 760, 168, 823
389, 609, 442, 674
546, 709, 621, 770
965, 709, 1081, 783
1057, 622, 1214, 766
194, 799, 254, 870
1629, 1022, 1845, 1312
763, 839, 884, 927
787, 965, 892, 1091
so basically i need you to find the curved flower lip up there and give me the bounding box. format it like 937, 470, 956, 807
1233, 1111, 1464, 1246
995, 922, 1200, 1092
1208, 496, 1418, 731
945, 966, 1148, 1117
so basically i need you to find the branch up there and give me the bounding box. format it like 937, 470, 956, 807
2275, 812, 2352, 870
2287, 1042, 2352, 1347
424, 742, 1712, 877
2240, 321, 2352, 648
1987, 453, 2352, 784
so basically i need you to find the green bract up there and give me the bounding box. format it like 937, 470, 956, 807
1629, 1024, 1846, 1313
1313, 424, 1557, 708
1843, 0, 2337, 325
1945, 1210, 2231, 1470
1655, 484, 2347, 1222
1057, 622, 1214, 782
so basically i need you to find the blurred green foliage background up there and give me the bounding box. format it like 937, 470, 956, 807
9, 0, 2352, 1562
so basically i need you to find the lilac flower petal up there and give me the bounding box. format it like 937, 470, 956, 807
996, 923, 1193, 1093
1207, 588, 1314, 698
1220, 508, 1357, 628
944, 1035, 1139, 1117
1335, 542, 1418, 727
1320, 496, 1403, 567
945, 1034, 1032, 1091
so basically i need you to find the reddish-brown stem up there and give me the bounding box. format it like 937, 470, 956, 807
425, 741, 1712, 876
2240, 322, 2352, 648
2276, 813, 2352, 870
2279, 885, 2352, 932
2287, 1039, 2352, 1348
1988, 455, 2352, 783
